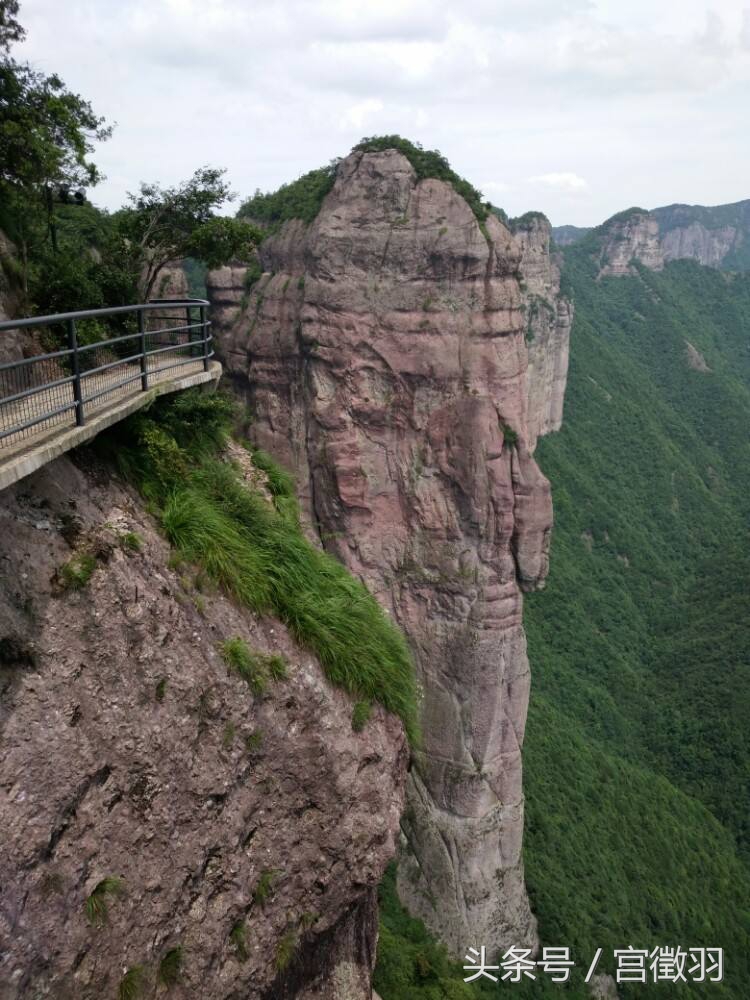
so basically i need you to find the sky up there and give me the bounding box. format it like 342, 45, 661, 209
15, 0, 750, 226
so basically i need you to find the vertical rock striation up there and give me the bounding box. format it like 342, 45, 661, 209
513, 215, 572, 450
210, 148, 570, 956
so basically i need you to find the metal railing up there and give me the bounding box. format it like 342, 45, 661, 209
0, 298, 212, 450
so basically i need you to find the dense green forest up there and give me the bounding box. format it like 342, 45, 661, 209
376, 239, 750, 998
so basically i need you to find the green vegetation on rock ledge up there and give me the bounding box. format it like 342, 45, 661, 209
101, 390, 419, 743
237, 135, 491, 233
353, 136, 489, 223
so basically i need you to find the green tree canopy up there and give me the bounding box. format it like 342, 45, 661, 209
110, 168, 262, 300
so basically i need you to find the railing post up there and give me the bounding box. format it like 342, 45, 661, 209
200, 304, 209, 372
67, 319, 85, 426
138, 308, 148, 390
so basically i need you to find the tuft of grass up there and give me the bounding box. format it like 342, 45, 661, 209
253, 868, 281, 907
59, 552, 97, 590
267, 653, 288, 681
275, 928, 297, 972
155, 678, 167, 702
85, 876, 124, 926
119, 531, 142, 552
220, 638, 268, 696
118, 965, 145, 1000
352, 700, 372, 732
247, 445, 299, 523
230, 921, 248, 962
103, 390, 419, 743
222, 721, 236, 748
245, 731, 263, 752
158, 945, 183, 987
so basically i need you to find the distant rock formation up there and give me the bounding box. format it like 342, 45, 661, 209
513, 215, 572, 449
653, 199, 750, 270
554, 197, 750, 272
597, 211, 664, 277
210, 148, 571, 957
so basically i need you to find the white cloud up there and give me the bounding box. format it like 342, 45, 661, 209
339, 98, 385, 130
13, 0, 750, 225
527, 172, 589, 192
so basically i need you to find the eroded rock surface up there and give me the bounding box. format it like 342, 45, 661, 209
210, 149, 570, 956
514, 215, 572, 449
598, 212, 664, 277
0, 454, 405, 999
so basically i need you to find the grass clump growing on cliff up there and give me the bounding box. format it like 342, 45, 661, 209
84, 876, 124, 926
118, 967, 145, 1000
253, 868, 281, 907
352, 700, 372, 732
59, 552, 97, 590
275, 928, 298, 971
230, 921, 249, 961
220, 637, 270, 696
105, 390, 419, 744
119, 531, 142, 552
158, 946, 182, 987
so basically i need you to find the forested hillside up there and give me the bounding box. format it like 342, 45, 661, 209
376, 241, 750, 999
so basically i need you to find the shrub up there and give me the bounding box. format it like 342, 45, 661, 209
500, 422, 518, 447
353, 136, 489, 223
238, 164, 338, 230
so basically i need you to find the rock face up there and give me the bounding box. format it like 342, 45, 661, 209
210, 149, 570, 956
659, 221, 739, 269
598, 212, 664, 277
513, 215, 572, 450
0, 454, 406, 999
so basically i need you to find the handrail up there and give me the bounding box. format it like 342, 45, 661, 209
0, 297, 213, 446
0, 297, 209, 332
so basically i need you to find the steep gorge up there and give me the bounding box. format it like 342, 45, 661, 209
210, 148, 571, 956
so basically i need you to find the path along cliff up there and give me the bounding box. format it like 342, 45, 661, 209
209, 148, 572, 956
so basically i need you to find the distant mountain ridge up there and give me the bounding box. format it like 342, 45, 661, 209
553, 197, 750, 270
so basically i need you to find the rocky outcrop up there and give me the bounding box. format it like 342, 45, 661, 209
513, 215, 572, 449
0, 453, 406, 999
598, 211, 664, 277
210, 148, 569, 957
556, 198, 750, 273
659, 221, 739, 269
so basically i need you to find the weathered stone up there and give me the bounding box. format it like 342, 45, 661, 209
0, 454, 405, 999
598, 212, 664, 277
514, 215, 572, 449
209, 149, 569, 957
